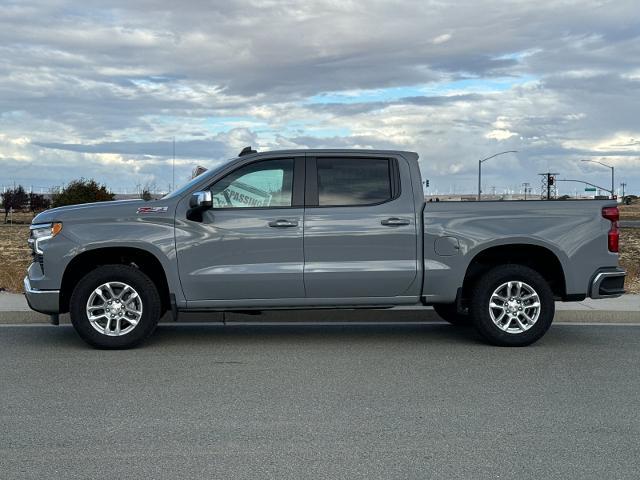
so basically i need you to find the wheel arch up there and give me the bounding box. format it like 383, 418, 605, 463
60, 246, 171, 314
461, 243, 567, 301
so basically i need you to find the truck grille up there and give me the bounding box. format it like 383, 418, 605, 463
36, 253, 44, 272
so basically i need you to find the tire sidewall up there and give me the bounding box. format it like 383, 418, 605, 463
70, 265, 161, 349
470, 265, 555, 347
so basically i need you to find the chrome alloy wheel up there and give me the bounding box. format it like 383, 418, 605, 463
488, 281, 541, 334
86, 282, 143, 336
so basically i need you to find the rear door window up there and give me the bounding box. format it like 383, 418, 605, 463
316, 158, 393, 206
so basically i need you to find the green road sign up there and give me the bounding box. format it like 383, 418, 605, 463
584, 187, 597, 192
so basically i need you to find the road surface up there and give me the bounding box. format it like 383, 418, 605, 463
1, 323, 639, 479
620, 220, 640, 228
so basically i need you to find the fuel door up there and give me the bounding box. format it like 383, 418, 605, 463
434, 236, 461, 256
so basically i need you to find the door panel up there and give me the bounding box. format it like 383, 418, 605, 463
176, 157, 305, 301
177, 209, 304, 300
303, 156, 418, 298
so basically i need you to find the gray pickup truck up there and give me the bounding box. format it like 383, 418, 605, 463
25, 148, 625, 348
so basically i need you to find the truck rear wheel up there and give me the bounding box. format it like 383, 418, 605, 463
433, 304, 469, 326
469, 264, 554, 347
69, 265, 161, 349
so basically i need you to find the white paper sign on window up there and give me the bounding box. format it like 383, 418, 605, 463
213, 180, 273, 208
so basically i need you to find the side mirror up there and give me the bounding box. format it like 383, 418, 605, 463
189, 191, 213, 209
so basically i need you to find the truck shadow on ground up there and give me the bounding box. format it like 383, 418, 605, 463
17, 322, 483, 349
146, 323, 599, 349
147, 322, 484, 348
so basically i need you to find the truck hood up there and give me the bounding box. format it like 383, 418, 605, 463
32, 199, 162, 224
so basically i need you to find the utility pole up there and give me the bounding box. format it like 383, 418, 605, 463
477, 150, 518, 201
539, 172, 559, 200
172, 137, 176, 192
620, 182, 626, 198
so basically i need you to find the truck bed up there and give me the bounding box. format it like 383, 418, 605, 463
421, 200, 618, 303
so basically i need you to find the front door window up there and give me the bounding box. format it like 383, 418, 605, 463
210, 159, 294, 208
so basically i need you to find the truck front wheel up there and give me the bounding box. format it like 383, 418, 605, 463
469, 265, 554, 347
69, 265, 161, 349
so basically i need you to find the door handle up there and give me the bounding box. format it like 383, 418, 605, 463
381, 217, 410, 227
268, 219, 298, 228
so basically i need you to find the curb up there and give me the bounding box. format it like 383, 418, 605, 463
2, 308, 640, 325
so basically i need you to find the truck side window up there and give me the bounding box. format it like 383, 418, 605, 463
317, 158, 392, 206
210, 159, 294, 208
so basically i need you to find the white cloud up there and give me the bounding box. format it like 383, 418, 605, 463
0, 0, 638, 194
486, 129, 518, 141
432, 33, 452, 45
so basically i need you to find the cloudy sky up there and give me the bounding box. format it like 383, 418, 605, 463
1, 0, 639, 196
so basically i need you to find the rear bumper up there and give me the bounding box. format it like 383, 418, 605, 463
24, 276, 60, 314
589, 268, 626, 299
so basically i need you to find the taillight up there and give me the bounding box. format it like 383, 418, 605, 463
602, 206, 619, 253
602, 207, 619, 222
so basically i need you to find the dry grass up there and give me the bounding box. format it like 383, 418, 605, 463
620, 229, 640, 294
2, 210, 35, 225
0, 225, 31, 293
1, 212, 638, 294
620, 202, 640, 221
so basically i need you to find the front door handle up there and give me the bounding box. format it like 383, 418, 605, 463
268, 219, 299, 228
381, 217, 410, 227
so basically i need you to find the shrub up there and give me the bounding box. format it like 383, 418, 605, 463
52, 178, 115, 208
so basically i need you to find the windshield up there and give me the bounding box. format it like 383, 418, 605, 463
162, 158, 236, 199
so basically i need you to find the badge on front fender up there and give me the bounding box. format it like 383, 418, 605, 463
136, 206, 168, 214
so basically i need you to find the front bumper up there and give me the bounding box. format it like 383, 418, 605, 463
24, 276, 60, 314
589, 268, 626, 299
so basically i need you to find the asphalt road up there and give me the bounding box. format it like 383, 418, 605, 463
620, 220, 640, 228
1, 323, 639, 479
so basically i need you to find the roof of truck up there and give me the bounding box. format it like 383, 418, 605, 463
236, 147, 419, 159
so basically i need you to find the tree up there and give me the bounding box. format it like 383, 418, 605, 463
139, 180, 157, 201
1, 185, 28, 223
51, 178, 115, 208
29, 192, 51, 212
141, 189, 153, 201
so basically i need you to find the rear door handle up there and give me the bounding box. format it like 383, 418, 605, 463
268, 219, 299, 228
381, 217, 410, 227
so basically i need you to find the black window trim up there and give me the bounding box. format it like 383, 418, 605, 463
204, 156, 305, 211
305, 155, 401, 208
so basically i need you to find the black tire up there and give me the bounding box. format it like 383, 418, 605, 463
70, 265, 161, 349
433, 304, 469, 326
469, 264, 554, 347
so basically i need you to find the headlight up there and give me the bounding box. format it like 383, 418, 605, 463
29, 222, 63, 254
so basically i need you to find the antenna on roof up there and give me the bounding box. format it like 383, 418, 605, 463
239, 146, 257, 156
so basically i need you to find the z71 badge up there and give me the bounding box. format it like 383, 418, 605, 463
137, 206, 168, 214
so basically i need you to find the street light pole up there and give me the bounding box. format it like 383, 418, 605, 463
581, 159, 614, 198
172, 136, 176, 192
477, 150, 518, 201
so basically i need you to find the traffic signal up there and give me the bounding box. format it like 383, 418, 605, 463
549, 175, 555, 186
426, 179, 430, 187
